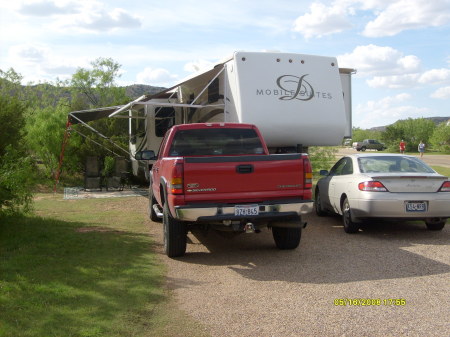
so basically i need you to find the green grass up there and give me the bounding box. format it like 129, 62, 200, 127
0, 195, 208, 337
432, 166, 450, 177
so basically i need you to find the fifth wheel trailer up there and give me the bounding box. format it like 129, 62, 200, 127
68, 51, 355, 179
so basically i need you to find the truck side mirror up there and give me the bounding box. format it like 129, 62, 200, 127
135, 150, 156, 160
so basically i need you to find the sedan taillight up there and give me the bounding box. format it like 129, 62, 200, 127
438, 181, 450, 192
358, 181, 388, 192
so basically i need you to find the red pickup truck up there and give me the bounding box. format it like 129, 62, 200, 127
137, 123, 313, 257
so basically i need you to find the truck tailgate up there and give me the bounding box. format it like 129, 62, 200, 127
183, 154, 306, 203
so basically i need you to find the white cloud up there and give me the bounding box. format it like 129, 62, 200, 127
67, 7, 142, 32
9, 44, 48, 63
362, 0, 450, 37
14, 0, 142, 33
136, 67, 178, 86
291, 0, 450, 39
431, 86, 450, 99
366, 74, 420, 89
418, 68, 450, 84
183, 59, 215, 73
6, 43, 88, 83
293, 2, 352, 39
337, 44, 421, 76
355, 93, 430, 127
338, 45, 450, 89
17, 0, 80, 16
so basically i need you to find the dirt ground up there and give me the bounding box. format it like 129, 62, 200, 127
139, 195, 450, 337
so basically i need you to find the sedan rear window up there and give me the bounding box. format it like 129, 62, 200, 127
358, 156, 435, 174
169, 128, 264, 156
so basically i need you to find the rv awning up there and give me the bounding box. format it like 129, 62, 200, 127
68, 62, 226, 124
68, 105, 125, 124
108, 64, 225, 118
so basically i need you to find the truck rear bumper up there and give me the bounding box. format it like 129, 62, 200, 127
174, 199, 313, 222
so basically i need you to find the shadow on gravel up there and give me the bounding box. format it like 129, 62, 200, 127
176, 214, 450, 285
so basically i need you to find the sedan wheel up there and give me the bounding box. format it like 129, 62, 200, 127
315, 189, 327, 216
425, 219, 446, 231
342, 198, 359, 234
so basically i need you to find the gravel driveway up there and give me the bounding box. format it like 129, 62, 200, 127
142, 196, 450, 337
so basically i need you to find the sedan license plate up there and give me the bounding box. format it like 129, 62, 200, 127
235, 205, 259, 216
405, 201, 427, 212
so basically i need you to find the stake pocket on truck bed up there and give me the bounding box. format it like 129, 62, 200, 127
138, 122, 313, 257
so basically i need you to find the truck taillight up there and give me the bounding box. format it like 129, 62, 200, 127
170, 162, 184, 194
303, 157, 312, 189
438, 181, 450, 192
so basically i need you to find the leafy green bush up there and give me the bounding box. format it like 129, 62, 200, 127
309, 146, 338, 174
0, 146, 36, 214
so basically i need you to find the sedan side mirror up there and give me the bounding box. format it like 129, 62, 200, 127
319, 169, 329, 176
135, 150, 156, 160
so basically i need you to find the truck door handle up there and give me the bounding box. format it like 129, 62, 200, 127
236, 164, 254, 174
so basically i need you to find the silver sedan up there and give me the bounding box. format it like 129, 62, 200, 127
315, 153, 450, 233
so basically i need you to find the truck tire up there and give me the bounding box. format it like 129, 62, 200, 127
342, 198, 359, 234
163, 202, 187, 257
361, 146, 366, 151
272, 227, 301, 250
148, 184, 161, 222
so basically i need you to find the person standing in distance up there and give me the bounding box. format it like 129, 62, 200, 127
418, 141, 425, 158
399, 139, 406, 154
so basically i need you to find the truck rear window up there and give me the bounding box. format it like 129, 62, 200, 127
168, 128, 264, 156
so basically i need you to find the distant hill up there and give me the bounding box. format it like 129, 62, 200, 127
123, 84, 167, 98
369, 116, 450, 131
0, 80, 166, 107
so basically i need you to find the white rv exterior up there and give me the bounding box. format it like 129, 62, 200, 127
107, 51, 355, 178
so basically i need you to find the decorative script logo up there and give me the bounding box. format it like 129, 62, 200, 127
277, 75, 314, 101
256, 74, 332, 101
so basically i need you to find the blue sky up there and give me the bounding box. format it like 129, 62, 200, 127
1, 0, 449, 129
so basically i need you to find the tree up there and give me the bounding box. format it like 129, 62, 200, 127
430, 122, 450, 152
382, 118, 436, 152
25, 101, 81, 179
0, 71, 35, 213
0, 146, 35, 213
69, 57, 130, 162
0, 95, 25, 156
351, 127, 382, 142
70, 57, 129, 108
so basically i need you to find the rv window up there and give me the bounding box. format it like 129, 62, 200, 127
155, 108, 175, 137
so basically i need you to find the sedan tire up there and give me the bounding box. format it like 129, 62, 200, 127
342, 198, 359, 234
314, 189, 327, 216
425, 219, 446, 231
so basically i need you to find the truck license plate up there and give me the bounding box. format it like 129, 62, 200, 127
405, 201, 427, 212
235, 205, 259, 216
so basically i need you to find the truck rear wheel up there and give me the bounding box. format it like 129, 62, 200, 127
272, 227, 301, 250
163, 202, 187, 257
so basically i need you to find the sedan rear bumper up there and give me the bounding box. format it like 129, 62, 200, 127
351, 193, 450, 220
